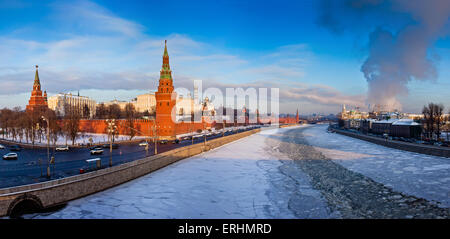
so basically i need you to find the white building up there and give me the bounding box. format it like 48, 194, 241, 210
175, 93, 216, 121
136, 93, 156, 114
48, 93, 97, 118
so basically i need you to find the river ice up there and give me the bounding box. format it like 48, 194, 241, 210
32, 126, 331, 219
303, 125, 450, 208
25, 124, 449, 219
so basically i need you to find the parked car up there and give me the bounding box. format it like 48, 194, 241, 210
55, 145, 69, 151
90, 147, 104, 155
3, 152, 18, 160
139, 141, 148, 146
0, 144, 5, 149
102, 144, 119, 149
159, 139, 168, 144
9, 145, 22, 151
182, 136, 192, 141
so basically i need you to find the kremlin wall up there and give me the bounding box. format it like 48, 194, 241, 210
26, 41, 300, 139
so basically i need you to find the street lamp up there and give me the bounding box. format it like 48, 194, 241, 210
203, 120, 207, 146
41, 116, 51, 178
106, 119, 117, 167
222, 116, 225, 137
152, 118, 158, 155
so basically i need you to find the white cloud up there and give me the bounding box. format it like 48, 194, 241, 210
0, 0, 366, 114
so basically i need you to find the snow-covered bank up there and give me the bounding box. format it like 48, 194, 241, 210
32, 126, 327, 219
0, 125, 259, 146
303, 125, 450, 208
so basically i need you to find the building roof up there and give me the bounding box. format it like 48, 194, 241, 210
372, 119, 398, 124
392, 119, 420, 126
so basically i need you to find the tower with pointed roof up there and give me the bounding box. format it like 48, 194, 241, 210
26, 65, 48, 112
155, 40, 177, 140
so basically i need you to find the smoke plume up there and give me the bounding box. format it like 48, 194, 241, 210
318, 0, 450, 111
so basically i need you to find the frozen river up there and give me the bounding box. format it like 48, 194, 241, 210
31, 126, 333, 219
304, 125, 450, 208
27, 124, 449, 219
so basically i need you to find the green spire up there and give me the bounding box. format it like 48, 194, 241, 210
160, 40, 172, 80
163, 40, 168, 57
34, 65, 40, 86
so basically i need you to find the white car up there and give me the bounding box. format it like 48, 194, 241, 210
56, 145, 69, 151
0, 144, 5, 149
90, 147, 104, 155
3, 152, 18, 160
139, 141, 148, 146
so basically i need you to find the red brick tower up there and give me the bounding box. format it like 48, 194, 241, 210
155, 40, 177, 140
26, 65, 48, 112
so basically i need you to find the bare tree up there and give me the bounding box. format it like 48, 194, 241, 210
422, 103, 445, 140
44, 108, 62, 146
434, 103, 444, 141
63, 103, 81, 145
95, 103, 108, 119
0, 108, 13, 139
124, 103, 137, 140
82, 104, 90, 119
108, 104, 122, 119
422, 103, 435, 139
443, 110, 450, 142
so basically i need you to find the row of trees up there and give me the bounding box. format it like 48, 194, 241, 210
95, 103, 140, 140
94, 103, 151, 120
0, 103, 142, 146
422, 103, 450, 141
0, 107, 80, 146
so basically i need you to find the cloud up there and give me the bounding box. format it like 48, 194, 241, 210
0, 0, 365, 113
317, 0, 450, 111
51, 0, 145, 38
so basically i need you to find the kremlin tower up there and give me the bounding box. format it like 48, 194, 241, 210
26, 65, 48, 112
155, 40, 177, 140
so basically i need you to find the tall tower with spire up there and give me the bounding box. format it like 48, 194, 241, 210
26, 65, 48, 112
155, 40, 177, 140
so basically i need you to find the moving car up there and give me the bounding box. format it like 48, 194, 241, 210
139, 141, 148, 146
159, 139, 168, 144
55, 145, 69, 151
3, 152, 18, 160
0, 144, 5, 149
9, 145, 22, 151
90, 147, 104, 155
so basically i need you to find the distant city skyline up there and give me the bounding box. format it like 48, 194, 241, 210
0, 0, 449, 114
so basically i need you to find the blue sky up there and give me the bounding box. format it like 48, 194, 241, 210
0, 0, 449, 114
